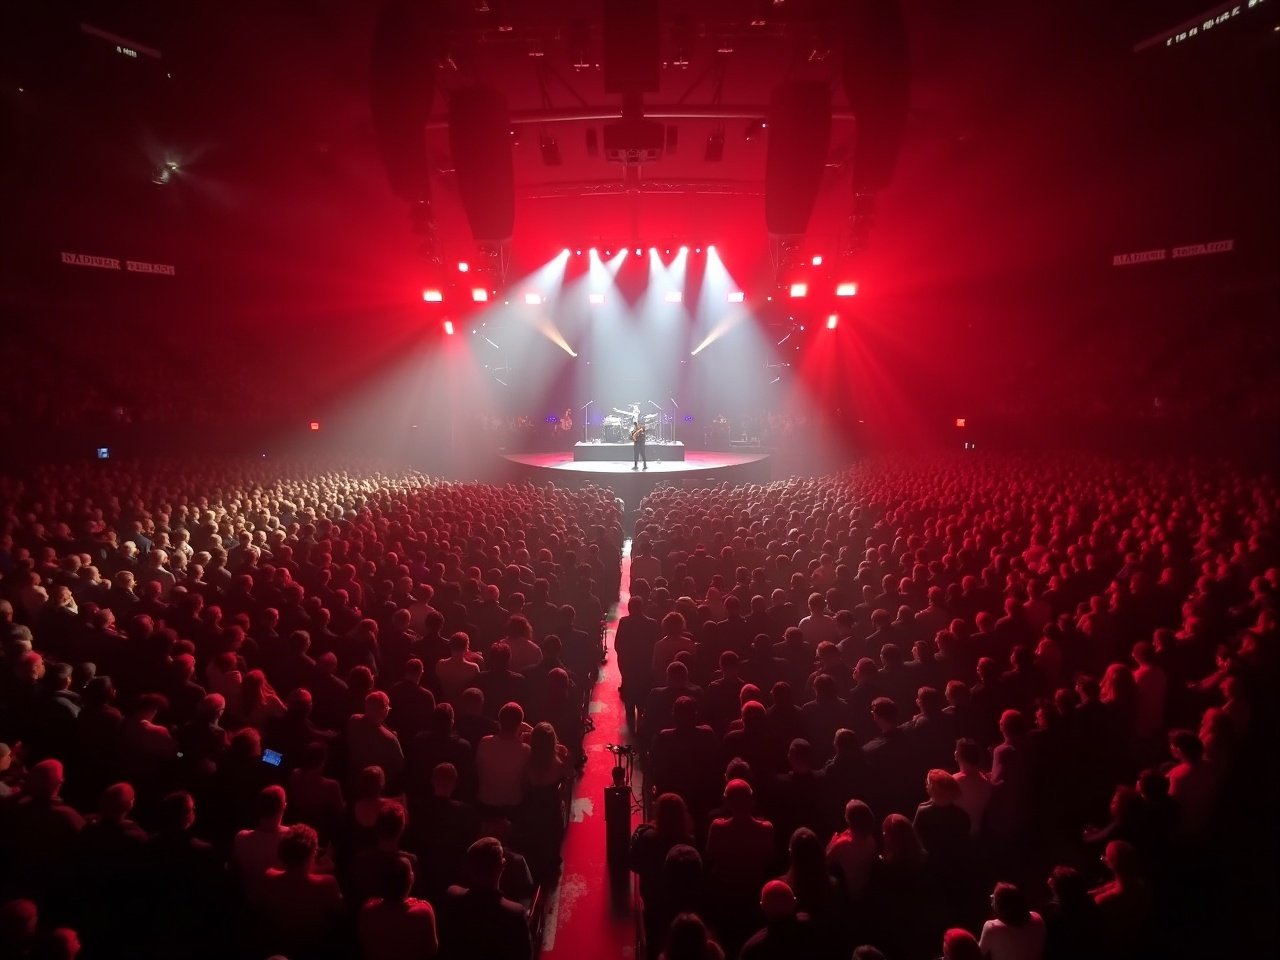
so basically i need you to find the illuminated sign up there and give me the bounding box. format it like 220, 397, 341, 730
1135, 0, 1268, 53
61, 252, 176, 275
1112, 239, 1233, 266
61, 251, 121, 270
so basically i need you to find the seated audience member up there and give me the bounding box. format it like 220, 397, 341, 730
256, 823, 344, 959
952, 737, 993, 835
408, 762, 481, 897
631, 794, 697, 918
388, 659, 437, 740
233, 785, 289, 903
1042, 865, 1103, 960
473, 643, 528, 719
437, 633, 482, 705
358, 855, 439, 960
912, 768, 971, 870
438, 837, 532, 960
705, 778, 776, 901
347, 691, 405, 793
941, 927, 983, 960
475, 702, 531, 817
651, 696, 721, 820
1090, 839, 1151, 956
979, 882, 1047, 960
143, 791, 230, 956
660, 913, 725, 960
739, 879, 827, 960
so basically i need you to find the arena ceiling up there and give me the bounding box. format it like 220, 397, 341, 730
1, 0, 1276, 340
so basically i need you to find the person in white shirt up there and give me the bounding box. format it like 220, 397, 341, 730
979, 882, 1046, 960
953, 738, 993, 835
233, 785, 289, 904
476, 701, 531, 814
436, 632, 482, 704
825, 799, 879, 901
798, 592, 840, 648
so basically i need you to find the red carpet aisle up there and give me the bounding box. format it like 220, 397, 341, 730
539, 542, 639, 960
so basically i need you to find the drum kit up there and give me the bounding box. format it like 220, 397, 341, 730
601, 412, 659, 443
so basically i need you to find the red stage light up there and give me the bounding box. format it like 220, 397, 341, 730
588, 292, 605, 305
422, 289, 443, 302
443, 320, 455, 335
471, 288, 489, 302
826, 314, 839, 330
789, 283, 808, 298
309, 421, 320, 431
955, 418, 967, 428
811, 255, 823, 266
836, 282, 858, 297
524, 293, 543, 305
457, 262, 469, 273
727, 291, 745, 303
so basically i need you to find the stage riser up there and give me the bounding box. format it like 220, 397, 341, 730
573, 442, 685, 462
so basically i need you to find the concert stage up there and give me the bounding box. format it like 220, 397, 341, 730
500, 449, 772, 505
573, 441, 685, 462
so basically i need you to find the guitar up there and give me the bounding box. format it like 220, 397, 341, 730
559, 409, 574, 432
630, 423, 646, 442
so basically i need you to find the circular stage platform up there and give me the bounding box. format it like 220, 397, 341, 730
499, 450, 772, 505
502, 449, 769, 476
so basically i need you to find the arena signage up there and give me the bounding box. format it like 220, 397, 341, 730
60, 251, 176, 276
1112, 239, 1233, 267
1111, 249, 1166, 267
60, 251, 121, 270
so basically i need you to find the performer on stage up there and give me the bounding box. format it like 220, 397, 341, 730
612, 403, 647, 469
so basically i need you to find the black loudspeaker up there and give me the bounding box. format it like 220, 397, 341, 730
448, 86, 516, 242
603, 0, 660, 93
764, 80, 833, 236
841, 0, 910, 193
370, 0, 441, 203
605, 784, 633, 867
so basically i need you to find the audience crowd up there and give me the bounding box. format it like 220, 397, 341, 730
0, 462, 622, 959
1, 454, 1276, 960
621, 457, 1276, 960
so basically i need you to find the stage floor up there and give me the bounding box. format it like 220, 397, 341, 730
502, 449, 769, 476
574, 441, 684, 462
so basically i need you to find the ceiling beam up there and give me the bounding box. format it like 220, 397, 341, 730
425, 105, 856, 129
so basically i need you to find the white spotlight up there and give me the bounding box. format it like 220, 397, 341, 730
524, 293, 543, 305
664, 291, 683, 303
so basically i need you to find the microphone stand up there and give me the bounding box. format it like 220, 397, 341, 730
647, 400, 663, 445
580, 401, 593, 445
646, 400, 662, 463
669, 397, 679, 447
